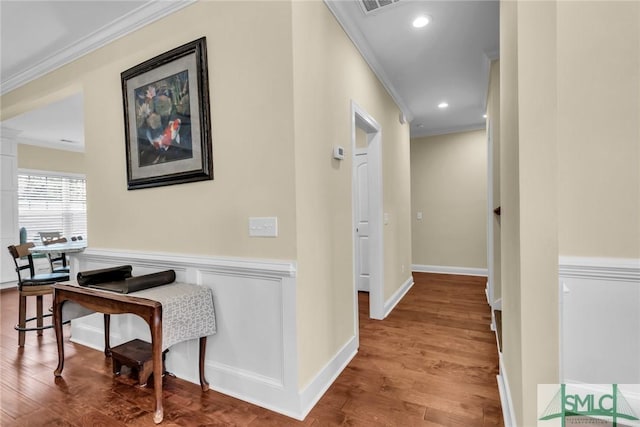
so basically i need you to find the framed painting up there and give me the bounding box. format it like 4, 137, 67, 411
121, 37, 213, 190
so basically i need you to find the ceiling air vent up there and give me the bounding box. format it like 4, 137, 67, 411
360, 0, 401, 15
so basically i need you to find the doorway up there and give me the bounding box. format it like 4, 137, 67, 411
351, 101, 384, 329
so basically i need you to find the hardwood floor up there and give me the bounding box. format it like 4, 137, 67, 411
0, 273, 503, 426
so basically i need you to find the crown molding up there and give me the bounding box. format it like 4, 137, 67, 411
17, 136, 85, 153
323, 0, 414, 122
1, 0, 197, 95
0, 126, 23, 140
411, 122, 486, 139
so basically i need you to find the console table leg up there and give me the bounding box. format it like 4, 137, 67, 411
104, 314, 111, 357
151, 311, 163, 424
53, 295, 65, 377
199, 336, 209, 391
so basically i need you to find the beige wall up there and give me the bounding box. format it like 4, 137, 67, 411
517, 3, 560, 426
500, 1, 639, 426
2, 1, 298, 260
17, 144, 86, 174
557, 1, 640, 259
2, 0, 412, 394
500, 0, 524, 424
291, 0, 412, 387
410, 130, 487, 269
487, 60, 501, 302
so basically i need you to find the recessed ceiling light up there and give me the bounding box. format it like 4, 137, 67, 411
412, 15, 430, 28
438, 102, 449, 109
483, 114, 487, 119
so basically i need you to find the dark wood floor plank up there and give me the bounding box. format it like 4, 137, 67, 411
0, 272, 503, 426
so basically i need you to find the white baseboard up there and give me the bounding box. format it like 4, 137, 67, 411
383, 275, 414, 318
299, 335, 358, 419
0, 281, 16, 290
497, 352, 516, 427
411, 264, 488, 277
490, 309, 496, 332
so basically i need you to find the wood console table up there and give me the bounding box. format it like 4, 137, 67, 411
52, 282, 216, 424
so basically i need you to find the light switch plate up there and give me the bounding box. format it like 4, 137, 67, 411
249, 217, 278, 237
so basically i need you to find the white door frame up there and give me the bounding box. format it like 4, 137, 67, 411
486, 119, 494, 309
351, 100, 384, 324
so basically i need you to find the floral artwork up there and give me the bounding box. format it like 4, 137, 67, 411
134, 71, 193, 167
121, 37, 212, 190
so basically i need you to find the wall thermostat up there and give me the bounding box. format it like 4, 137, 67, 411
333, 146, 345, 160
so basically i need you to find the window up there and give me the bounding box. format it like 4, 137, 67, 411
18, 170, 87, 243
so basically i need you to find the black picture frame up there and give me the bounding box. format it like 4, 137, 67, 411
121, 37, 213, 190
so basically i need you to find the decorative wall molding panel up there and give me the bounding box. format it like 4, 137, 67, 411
559, 256, 640, 384
67, 248, 350, 420
559, 256, 640, 282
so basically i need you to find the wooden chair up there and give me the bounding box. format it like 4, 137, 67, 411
7, 243, 70, 346
40, 233, 70, 274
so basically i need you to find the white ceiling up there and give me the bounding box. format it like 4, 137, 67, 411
326, 0, 499, 137
0, 0, 498, 148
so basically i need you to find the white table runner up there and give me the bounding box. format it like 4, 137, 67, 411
61, 282, 216, 350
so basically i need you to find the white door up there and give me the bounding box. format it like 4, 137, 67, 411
355, 151, 370, 292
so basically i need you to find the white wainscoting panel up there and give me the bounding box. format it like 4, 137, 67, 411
559, 256, 640, 384
68, 249, 320, 418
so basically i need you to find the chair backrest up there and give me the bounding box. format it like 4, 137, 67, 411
7, 243, 36, 282
39, 231, 61, 244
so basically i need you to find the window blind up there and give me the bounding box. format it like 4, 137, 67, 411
18, 171, 87, 243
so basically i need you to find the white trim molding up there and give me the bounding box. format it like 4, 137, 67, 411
412, 264, 488, 277
351, 101, 385, 321
383, 275, 414, 318
80, 248, 297, 280
1, 1, 196, 95
66, 248, 346, 420
0, 136, 18, 284
559, 256, 640, 281
299, 336, 358, 418
324, 2, 413, 122
497, 352, 517, 427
